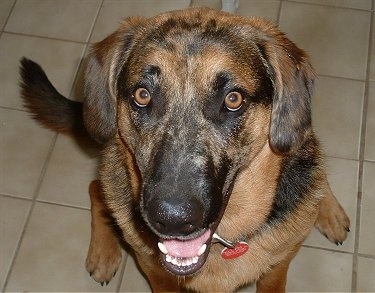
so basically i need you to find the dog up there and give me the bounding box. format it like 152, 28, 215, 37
20, 8, 350, 292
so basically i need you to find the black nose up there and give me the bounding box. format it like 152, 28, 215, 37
147, 197, 204, 237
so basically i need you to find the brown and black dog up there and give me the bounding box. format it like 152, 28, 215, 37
20, 8, 350, 292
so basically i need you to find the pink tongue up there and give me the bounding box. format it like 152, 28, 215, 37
163, 230, 211, 258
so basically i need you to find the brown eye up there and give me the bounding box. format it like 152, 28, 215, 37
133, 88, 151, 107
224, 92, 244, 111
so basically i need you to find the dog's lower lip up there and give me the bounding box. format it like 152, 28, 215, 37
159, 242, 211, 276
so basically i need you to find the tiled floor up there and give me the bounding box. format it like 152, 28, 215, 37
0, 0, 374, 292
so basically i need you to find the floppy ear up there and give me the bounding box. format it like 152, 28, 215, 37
83, 17, 145, 143
259, 25, 316, 154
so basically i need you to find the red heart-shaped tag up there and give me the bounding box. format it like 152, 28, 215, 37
221, 242, 249, 259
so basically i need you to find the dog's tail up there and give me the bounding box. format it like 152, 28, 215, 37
19, 57, 87, 137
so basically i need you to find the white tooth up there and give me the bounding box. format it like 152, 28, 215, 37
192, 256, 199, 264
172, 257, 178, 266
166, 254, 172, 263
197, 244, 207, 256
158, 242, 168, 254
176, 259, 182, 267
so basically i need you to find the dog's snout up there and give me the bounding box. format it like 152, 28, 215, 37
147, 197, 204, 237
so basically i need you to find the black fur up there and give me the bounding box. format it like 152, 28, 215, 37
19, 58, 85, 136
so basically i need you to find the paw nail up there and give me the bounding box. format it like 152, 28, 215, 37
346, 227, 350, 232
339, 242, 343, 245
106, 281, 109, 286
89, 272, 92, 277
113, 271, 117, 277
101, 282, 104, 286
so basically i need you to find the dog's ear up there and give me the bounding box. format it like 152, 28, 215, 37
83, 17, 145, 143
257, 24, 316, 154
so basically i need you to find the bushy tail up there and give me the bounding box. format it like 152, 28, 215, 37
19, 58, 87, 137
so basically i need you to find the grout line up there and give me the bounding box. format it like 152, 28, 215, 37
2, 132, 58, 292
67, 0, 104, 101
0, 193, 33, 202
276, 0, 283, 25
1, 30, 87, 44
285, 0, 374, 12
302, 244, 355, 256
116, 253, 129, 293
316, 73, 368, 83
35, 198, 91, 211
325, 155, 360, 163
358, 252, 375, 260
0, 193, 91, 212
85, 0, 104, 44
0, 0, 16, 31
351, 2, 374, 292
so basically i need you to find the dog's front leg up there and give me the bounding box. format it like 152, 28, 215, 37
315, 176, 350, 245
85, 180, 122, 285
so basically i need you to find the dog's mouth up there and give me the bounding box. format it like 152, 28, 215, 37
157, 228, 213, 275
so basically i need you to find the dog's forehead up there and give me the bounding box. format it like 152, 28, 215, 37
127, 19, 264, 94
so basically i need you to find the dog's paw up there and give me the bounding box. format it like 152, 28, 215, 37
315, 195, 350, 245
85, 235, 122, 285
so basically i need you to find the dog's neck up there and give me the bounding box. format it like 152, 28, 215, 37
216, 142, 282, 243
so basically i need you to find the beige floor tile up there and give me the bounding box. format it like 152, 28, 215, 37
37, 134, 98, 208
5, 202, 122, 292
236, 0, 280, 22
359, 161, 375, 256
5, 0, 101, 42
0, 0, 14, 30
357, 257, 375, 292
305, 157, 358, 252
287, 247, 353, 292
291, 0, 372, 10
312, 76, 364, 160
0, 33, 85, 110
369, 19, 375, 81
365, 82, 375, 161
0, 109, 55, 198
90, 0, 190, 43
279, 2, 370, 80
0, 196, 31, 290
120, 254, 152, 292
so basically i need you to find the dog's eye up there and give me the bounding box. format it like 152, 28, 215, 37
224, 92, 244, 111
133, 88, 151, 107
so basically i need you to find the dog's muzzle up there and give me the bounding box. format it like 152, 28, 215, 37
140, 136, 234, 275
142, 169, 235, 276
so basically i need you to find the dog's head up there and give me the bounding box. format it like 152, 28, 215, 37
83, 8, 315, 276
